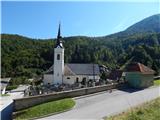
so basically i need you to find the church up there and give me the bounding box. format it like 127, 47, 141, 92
43, 24, 100, 86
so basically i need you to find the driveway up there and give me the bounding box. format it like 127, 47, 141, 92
39, 86, 160, 120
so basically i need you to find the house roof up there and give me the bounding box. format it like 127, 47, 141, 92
44, 63, 100, 76
1, 78, 11, 84
126, 62, 155, 74
1, 78, 11, 90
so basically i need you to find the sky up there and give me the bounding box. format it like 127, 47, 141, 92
1, 0, 159, 39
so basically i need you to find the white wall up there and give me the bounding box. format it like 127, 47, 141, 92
63, 76, 76, 84
53, 47, 64, 84
2, 87, 6, 94
43, 74, 54, 85
63, 75, 100, 85
88, 75, 100, 81
43, 74, 100, 85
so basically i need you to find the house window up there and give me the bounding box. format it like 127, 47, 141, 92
67, 77, 70, 79
57, 54, 60, 60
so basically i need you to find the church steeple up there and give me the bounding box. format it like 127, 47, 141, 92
57, 23, 61, 40
55, 23, 63, 48
53, 22, 64, 85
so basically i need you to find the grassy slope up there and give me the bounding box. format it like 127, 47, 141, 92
106, 97, 160, 120
154, 79, 160, 86
15, 98, 75, 120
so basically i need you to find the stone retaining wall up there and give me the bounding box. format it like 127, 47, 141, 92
13, 83, 122, 111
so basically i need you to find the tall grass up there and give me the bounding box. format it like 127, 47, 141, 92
107, 97, 160, 120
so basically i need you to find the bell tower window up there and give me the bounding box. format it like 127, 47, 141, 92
57, 54, 60, 60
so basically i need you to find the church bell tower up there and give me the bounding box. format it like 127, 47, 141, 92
53, 23, 64, 84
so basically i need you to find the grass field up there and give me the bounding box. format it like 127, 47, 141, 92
154, 79, 160, 86
106, 97, 160, 120
15, 98, 75, 120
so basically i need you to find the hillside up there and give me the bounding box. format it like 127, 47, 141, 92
103, 14, 160, 39
126, 14, 160, 34
1, 14, 160, 84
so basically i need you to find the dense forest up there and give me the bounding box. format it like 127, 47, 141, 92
1, 14, 160, 84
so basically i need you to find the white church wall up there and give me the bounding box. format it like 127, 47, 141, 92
53, 48, 64, 84
43, 74, 54, 85
63, 76, 76, 84
88, 75, 100, 81
63, 75, 99, 85
43, 74, 100, 85
78, 75, 89, 82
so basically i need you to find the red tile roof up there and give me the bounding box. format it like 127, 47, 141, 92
126, 62, 155, 74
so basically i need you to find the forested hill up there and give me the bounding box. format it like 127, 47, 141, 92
100, 14, 160, 39
126, 14, 160, 34
1, 14, 160, 84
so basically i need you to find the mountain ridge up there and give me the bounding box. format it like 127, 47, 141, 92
2, 14, 160, 40
1, 14, 160, 82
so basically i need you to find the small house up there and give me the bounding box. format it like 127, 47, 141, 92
0, 78, 11, 94
125, 62, 155, 88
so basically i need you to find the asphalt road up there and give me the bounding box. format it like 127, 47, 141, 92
39, 86, 160, 120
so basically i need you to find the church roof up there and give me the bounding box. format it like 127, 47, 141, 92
44, 63, 100, 76
64, 65, 76, 76
55, 23, 63, 48
66, 64, 100, 75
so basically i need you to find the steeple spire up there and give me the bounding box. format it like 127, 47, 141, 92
57, 22, 61, 40
55, 22, 63, 48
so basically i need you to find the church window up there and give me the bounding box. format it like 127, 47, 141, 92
81, 77, 86, 85
76, 77, 79, 83
57, 54, 60, 60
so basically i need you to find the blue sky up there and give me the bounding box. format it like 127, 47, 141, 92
1, 1, 159, 39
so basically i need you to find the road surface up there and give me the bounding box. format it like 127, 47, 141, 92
39, 86, 160, 120
0, 85, 28, 120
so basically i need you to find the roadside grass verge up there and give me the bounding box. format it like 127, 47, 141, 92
1, 94, 10, 97
15, 98, 75, 120
154, 79, 160, 86
105, 97, 160, 120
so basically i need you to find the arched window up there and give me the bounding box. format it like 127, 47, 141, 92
81, 77, 86, 85
57, 54, 60, 60
76, 77, 79, 83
